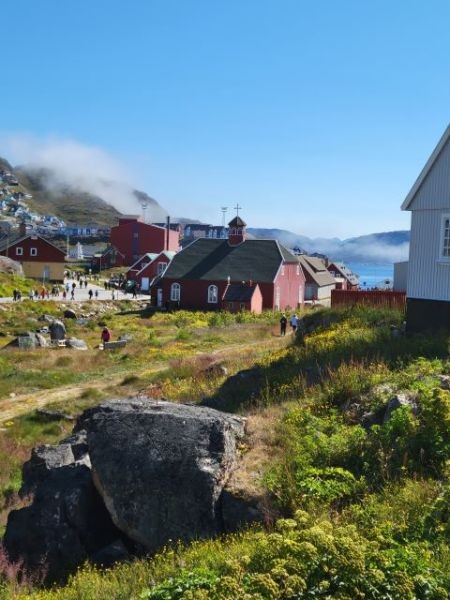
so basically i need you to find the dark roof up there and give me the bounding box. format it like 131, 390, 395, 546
223, 283, 259, 302
228, 216, 246, 228
329, 261, 359, 285
298, 255, 335, 287
162, 238, 297, 283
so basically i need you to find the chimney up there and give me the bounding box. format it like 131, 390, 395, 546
166, 216, 170, 251
19, 221, 27, 237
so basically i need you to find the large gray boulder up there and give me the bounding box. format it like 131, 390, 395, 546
4, 432, 122, 584
4, 399, 251, 583
78, 399, 246, 552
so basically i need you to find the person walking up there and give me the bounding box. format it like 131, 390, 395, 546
70, 289, 75, 300
280, 313, 287, 336
88, 289, 93, 300
290, 313, 299, 333
94, 290, 99, 299
28, 289, 34, 301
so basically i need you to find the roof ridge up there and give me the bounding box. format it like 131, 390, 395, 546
401, 124, 450, 211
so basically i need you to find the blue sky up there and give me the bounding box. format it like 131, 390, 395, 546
1, 0, 450, 237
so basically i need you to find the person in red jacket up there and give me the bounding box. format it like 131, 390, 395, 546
101, 327, 111, 344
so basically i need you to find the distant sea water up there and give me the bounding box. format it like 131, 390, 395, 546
347, 263, 394, 289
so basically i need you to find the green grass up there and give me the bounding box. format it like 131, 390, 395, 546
1, 305, 450, 599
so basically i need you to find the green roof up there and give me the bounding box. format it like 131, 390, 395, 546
162, 238, 297, 283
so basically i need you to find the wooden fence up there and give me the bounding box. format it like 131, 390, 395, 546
331, 289, 406, 310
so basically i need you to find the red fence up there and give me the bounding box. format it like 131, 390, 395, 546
331, 289, 406, 310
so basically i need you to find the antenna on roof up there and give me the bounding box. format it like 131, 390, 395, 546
221, 206, 228, 228
138, 197, 149, 223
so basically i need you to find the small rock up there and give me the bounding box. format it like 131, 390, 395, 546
383, 391, 419, 423
437, 374, 450, 390
39, 314, 55, 324
65, 338, 88, 350
63, 309, 77, 319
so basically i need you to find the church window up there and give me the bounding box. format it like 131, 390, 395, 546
208, 284, 218, 303
170, 282, 181, 302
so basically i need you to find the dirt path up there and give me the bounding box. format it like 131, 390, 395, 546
0, 335, 290, 424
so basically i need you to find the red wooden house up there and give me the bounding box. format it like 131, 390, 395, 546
91, 245, 126, 271
153, 217, 304, 311
0, 232, 66, 281
126, 253, 159, 281
129, 251, 175, 292
110, 216, 179, 266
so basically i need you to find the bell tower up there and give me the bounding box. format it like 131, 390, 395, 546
228, 205, 246, 246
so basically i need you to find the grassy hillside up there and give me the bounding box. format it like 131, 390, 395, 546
0, 306, 448, 599
12, 166, 121, 227
1, 158, 168, 227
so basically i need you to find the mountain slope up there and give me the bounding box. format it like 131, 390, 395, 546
1, 158, 168, 226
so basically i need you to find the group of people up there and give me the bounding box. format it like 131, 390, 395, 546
279, 313, 301, 336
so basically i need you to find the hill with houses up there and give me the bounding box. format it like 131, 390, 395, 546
0, 157, 167, 229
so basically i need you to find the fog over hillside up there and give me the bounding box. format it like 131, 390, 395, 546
248, 228, 410, 264
0, 134, 168, 222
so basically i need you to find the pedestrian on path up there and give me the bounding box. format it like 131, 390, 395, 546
280, 314, 287, 336
290, 314, 299, 333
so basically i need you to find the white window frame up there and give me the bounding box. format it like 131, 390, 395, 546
170, 282, 181, 302
157, 262, 167, 275
208, 284, 218, 303
440, 214, 450, 261
30, 247, 37, 256
15, 247, 23, 256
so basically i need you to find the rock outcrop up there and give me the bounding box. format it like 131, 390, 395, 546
4, 399, 254, 583
0, 256, 23, 275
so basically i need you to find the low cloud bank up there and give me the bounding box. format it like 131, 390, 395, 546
0, 133, 166, 220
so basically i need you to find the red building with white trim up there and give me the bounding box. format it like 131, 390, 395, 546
128, 251, 175, 292
0, 233, 66, 281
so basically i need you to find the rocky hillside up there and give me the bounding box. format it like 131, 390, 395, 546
0, 157, 168, 226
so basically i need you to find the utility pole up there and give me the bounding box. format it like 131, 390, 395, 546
221, 207, 228, 228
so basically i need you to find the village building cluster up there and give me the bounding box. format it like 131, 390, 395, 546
0, 169, 361, 311
0, 203, 359, 311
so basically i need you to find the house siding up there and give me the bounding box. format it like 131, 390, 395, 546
159, 279, 230, 310
407, 209, 450, 301
272, 263, 305, 310
111, 220, 179, 265
407, 137, 450, 211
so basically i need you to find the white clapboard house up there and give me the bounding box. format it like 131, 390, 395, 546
402, 124, 450, 331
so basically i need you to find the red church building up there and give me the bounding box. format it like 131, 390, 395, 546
110, 216, 179, 266
153, 216, 305, 312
